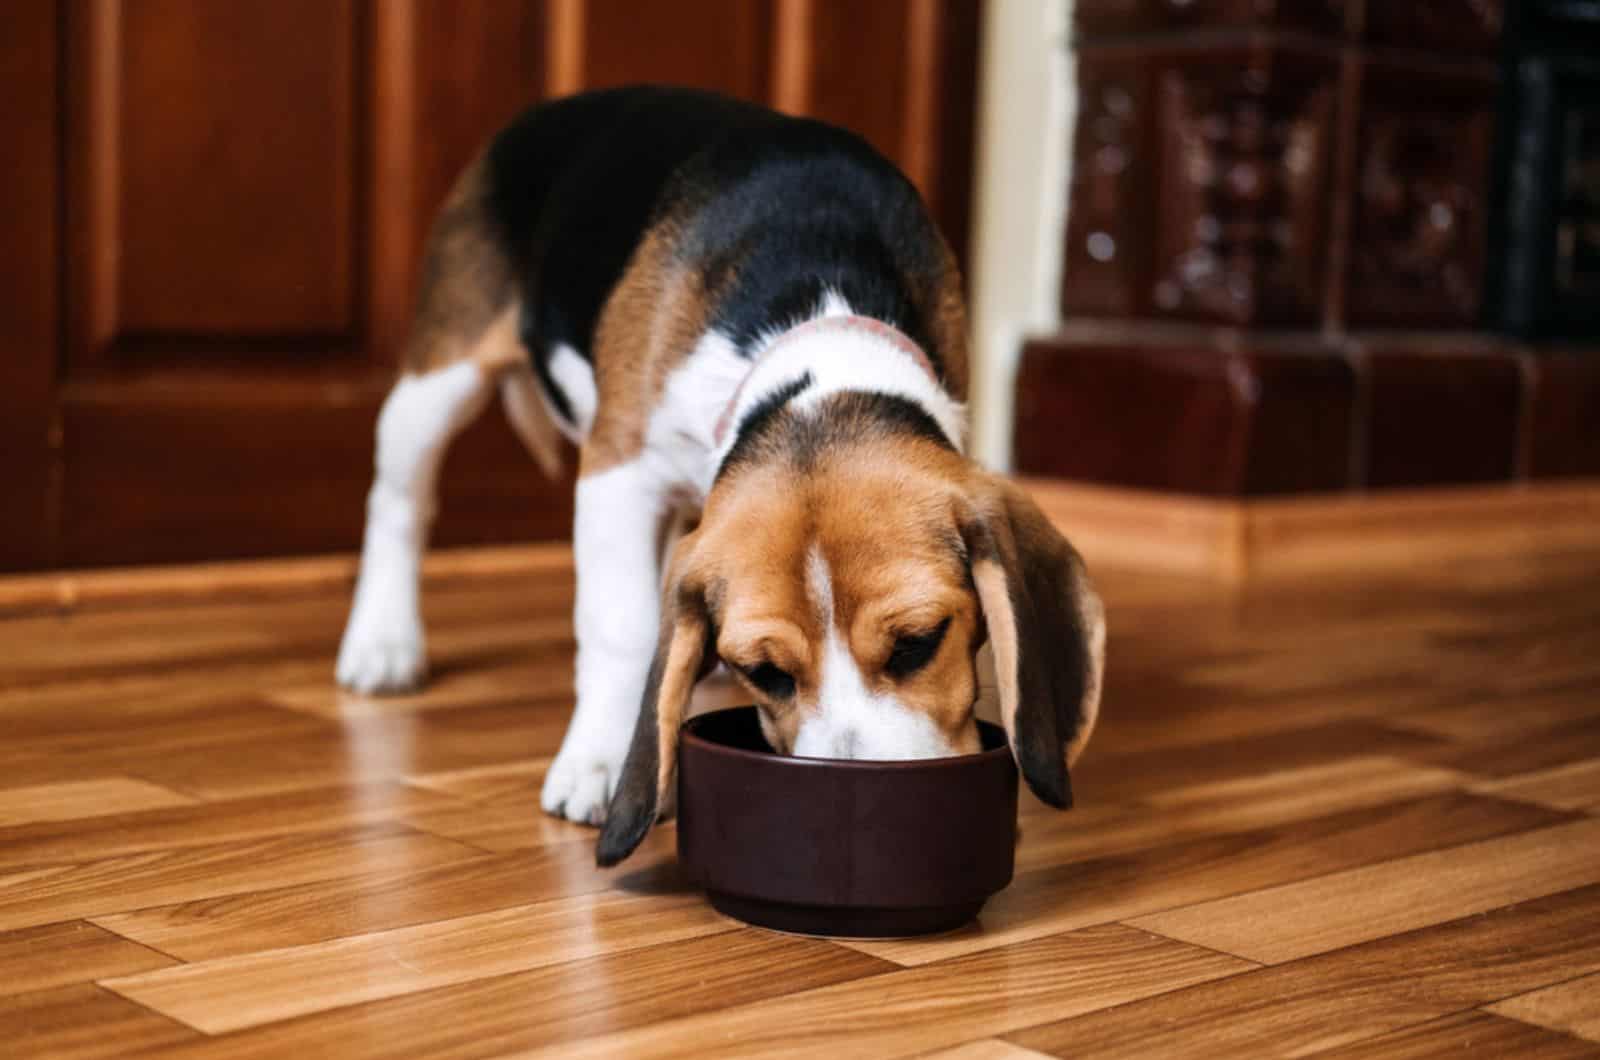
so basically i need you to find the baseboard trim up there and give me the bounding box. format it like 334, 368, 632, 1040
1023, 477, 1600, 581
3, 479, 1595, 615
0, 542, 573, 617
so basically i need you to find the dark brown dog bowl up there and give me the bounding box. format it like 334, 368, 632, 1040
676, 706, 1018, 938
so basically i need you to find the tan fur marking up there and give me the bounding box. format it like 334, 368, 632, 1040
465, 305, 523, 374
652, 620, 704, 805
918, 237, 971, 400
972, 557, 1021, 735
582, 221, 714, 475
973, 476, 1106, 783
1066, 582, 1106, 766
403, 156, 517, 376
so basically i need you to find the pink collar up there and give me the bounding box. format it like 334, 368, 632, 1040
712, 314, 938, 446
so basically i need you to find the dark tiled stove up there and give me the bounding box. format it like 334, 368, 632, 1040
1490, 0, 1600, 339
1020, 0, 1600, 492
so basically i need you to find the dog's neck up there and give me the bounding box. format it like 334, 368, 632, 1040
709, 309, 966, 471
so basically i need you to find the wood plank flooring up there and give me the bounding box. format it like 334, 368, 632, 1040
2, 545, 1598, 1057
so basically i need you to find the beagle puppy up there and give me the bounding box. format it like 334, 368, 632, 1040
336, 86, 1105, 865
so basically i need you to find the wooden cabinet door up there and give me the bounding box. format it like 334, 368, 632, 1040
0, 2, 60, 571
55, 0, 564, 569
6, 0, 980, 572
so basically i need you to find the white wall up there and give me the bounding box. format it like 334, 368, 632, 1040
966, 0, 1074, 470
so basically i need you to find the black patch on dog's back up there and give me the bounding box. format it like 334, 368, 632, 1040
478, 86, 958, 397
670, 125, 948, 378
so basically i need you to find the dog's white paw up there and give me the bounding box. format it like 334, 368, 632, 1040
336, 605, 426, 694
541, 730, 629, 826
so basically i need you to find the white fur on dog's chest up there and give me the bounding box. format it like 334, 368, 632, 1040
568, 298, 967, 508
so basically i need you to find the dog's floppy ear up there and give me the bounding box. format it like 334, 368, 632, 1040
961, 474, 1105, 809
596, 536, 713, 867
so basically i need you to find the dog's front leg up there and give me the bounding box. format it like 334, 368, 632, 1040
542, 458, 668, 825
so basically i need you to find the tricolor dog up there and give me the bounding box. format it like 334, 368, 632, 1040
336, 86, 1106, 865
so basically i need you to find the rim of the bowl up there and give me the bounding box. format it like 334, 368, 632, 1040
680, 706, 1013, 771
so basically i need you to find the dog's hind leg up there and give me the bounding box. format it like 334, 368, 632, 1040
336, 357, 495, 693
337, 159, 517, 694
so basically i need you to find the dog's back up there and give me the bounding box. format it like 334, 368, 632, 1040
410, 87, 959, 431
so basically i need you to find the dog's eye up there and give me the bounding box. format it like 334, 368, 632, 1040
744, 661, 795, 699
886, 617, 951, 679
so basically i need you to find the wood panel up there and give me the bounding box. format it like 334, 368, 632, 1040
1489, 973, 1600, 1043
55, 0, 569, 568
1311, 1011, 1597, 1060
550, 0, 979, 257
141, 932, 892, 1060
1129, 817, 1600, 963
0, 922, 176, 999
58, 385, 385, 566
526, 926, 1252, 1060
1007, 756, 1469, 874
57, 384, 575, 567
1476, 760, 1600, 812
369, 0, 546, 361
0, 777, 194, 829
552, 0, 771, 99
103, 891, 732, 1033
67, 0, 360, 364
118, 703, 570, 800
0, 532, 1597, 1054
0, 984, 198, 1058
779, 0, 914, 171
0, 826, 476, 934
1421, 715, 1600, 780
777, 0, 981, 262
0, 1, 60, 571
841, 792, 1563, 969
1009, 886, 1600, 1059
92, 842, 662, 962
0, 784, 452, 872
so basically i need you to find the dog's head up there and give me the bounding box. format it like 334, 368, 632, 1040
596, 397, 1105, 866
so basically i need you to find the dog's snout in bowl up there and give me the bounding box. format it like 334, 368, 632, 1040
676, 706, 1019, 939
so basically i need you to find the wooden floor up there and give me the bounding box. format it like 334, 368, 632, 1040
4, 544, 1600, 1058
